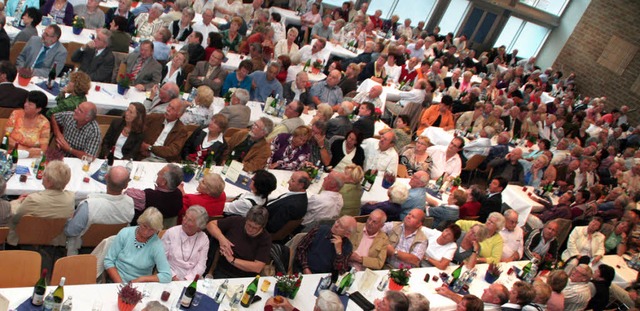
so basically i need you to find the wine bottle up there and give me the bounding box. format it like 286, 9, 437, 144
180, 274, 200, 308
214, 279, 228, 304
205, 151, 215, 169
52, 277, 65, 311
36, 153, 47, 180
48, 63, 57, 89
107, 146, 115, 166
31, 268, 48, 306
290, 274, 303, 299
222, 151, 235, 175
520, 261, 532, 280
11, 143, 19, 166
362, 169, 377, 191
0, 132, 8, 150
436, 173, 446, 190
303, 59, 311, 72
269, 94, 279, 116
240, 275, 260, 307
449, 264, 463, 287
337, 267, 356, 295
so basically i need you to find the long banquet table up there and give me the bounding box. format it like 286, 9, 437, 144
0, 256, 634, 310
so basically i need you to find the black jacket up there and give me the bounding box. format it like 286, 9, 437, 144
170, 20, 193, 42
161, 65, 186, 90
181, 126, 227, 165
99, 118, 144, 160
266, 193, 308, 234
282, 81, 313, 108
478, 192, 502, 223
329, 138, 365, 168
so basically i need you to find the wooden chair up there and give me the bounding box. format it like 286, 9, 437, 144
182, 64, 195, 91
0, 107, 15, 119
554, 218, 573, 249
0, 227, 8, 246
15, 216, 67, 246
95, 114, 122, 144
285, 233, 307, 274
111, 52, 128, 83
354, 215, 369, 223
158, 229, 166, 239
0, 250, 42, 288
81, 223, 128, 248
65, 41, 84, 68
397, 164, 409, 178
51, 255, 98, 285
423, 216, 434, 229
208, 215, 224, 222
461, 154, 487, 185
9, 41, 26, 65
271, 219, 303, 242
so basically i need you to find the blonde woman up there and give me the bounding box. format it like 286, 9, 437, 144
339, 164, 364, 216
400, 136, 432, 176
180, 85, 214, 127
274, 27, 300, 58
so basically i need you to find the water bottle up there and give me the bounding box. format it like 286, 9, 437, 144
187, 88, 197, 103
97, 161, 108, 181
377, 275, 389, 291
229, 284, 244, 311
60, 296, 72, 311
214, 279, 228, 304
452, 270, 469, 292
43, 293, 54, 311
125, 159, 133, 173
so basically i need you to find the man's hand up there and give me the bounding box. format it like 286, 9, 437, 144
55, 136, 71, 153
350, 252, 363, 263
435, 285, 456, 299
135, 84, 146, 91
149, 84, 159, 99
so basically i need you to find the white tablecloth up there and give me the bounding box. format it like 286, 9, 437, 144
268, 7, 301, 27
501, 185, 541, 227
6, 17, 96, 45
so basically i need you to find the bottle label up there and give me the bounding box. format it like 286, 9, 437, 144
52, 303, 62, 311
180, 295, 193, 307
32, 294, 45, 305
241, 293, 251, 305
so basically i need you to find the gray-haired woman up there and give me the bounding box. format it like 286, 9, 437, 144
162, 205, 210, 280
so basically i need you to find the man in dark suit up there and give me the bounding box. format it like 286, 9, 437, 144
123, 40, 162, 91
104, 0, 136, 34
71, 29, 115, 82
180, 31, 205, 66
0, 61, 28, 108
16, 25, 67, 77
265, 170, 310, 235
353, 101, 375, 139
478, 176, 507, 223
443, 68, 461, 89
0, 15, 10, 61
282, 71, 313, 108
187, 49, 228, 96
138, 99, 188, 163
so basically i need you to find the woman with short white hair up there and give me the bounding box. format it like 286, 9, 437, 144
456, 212, 505, 264
360, 183, 409, 221
162, 205, 210, 280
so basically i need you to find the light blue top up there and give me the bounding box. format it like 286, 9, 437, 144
6, 0, 39, 17
104, 226, 172, 283
221, 71, 252, 95
249, 71, 283, 103
131, 3, 153, 17
400, 187, 427, 219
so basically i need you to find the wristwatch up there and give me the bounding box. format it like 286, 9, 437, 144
394, 250, 399, 257
147, 145, 153, 152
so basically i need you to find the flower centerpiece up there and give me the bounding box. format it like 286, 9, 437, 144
525, 135, 537, 148
117, 282, 143, 311
72, 15, 85, 35
17, 67, 33, 86
450, 176, 462, 193
223, 88, 236, 105
117, 73, 134, 95
274, 272, 302, 299
181, 160, 198, 182
484, 263, 502, 284
388, 264, 411, 290
311, 59, 323, 74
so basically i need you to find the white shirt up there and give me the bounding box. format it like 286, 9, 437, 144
213, 0, 242, 18
384, 63, 401, 84
406, 43, 425, 61
200, 128, 224, 149
463, 137, 491, 159
296, 41, 330, 64
398, 88, 426, 107
362, 138, 399, 176
152, 119, 177, 150
499, 226, 524, 261
421, 227, 456, 261
301, 190, 343, 226
162, 62, 182, 85
426, 145, 461, 179
192, 21, 219, 48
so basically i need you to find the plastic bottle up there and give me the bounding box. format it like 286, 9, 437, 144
214, 279, 228, 304
229, 284, 244, 310
43, 293, 54, 311
60, 296, 72, 311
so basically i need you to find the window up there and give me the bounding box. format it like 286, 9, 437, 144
520, 0, 570, 16
368, 0, 437, 25
494, 16, 550, 58
438, 0, 470, 34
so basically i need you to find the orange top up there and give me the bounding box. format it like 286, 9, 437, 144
417, 104, 455, 135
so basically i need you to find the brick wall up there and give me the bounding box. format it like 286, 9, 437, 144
552, 0, 640, 125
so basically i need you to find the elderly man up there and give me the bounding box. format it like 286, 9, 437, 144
310, 69, 344, 107
406, 39, 426, 61
265, 170, 310, 236
295, 38, 329, 64
126, 164, 184, 225
218, 89, 251, 129
478, 177, 507, 223
8, 161, 74, 246
563, 264, 594, 311
426, 136, 463, 180
349, 209, 389, 270
436, 282, 509, 310
105, 0, 135, 34
463, 126, 495, 161
283, 71, 313, 108
341, 41, 375, 69
295, 215, 357, 274
65, 166, 134, 255
488, 148, 525, 185
16, 25, 67, 77
51, 102, 101, 158
353, 102, 376, 139
249, 62, 284, 102
71, 29, 114, 82
382, 208, 427, 268
134, 3, 165, 41
310, 14, 333, 40
192, 9, 218, 48
375, 291, 410, 311
325, 101, 354, 139
456, 102, 485, 134
123, 40, 162, 91
523, 220, 559, 263
223, 117, 273, 172
188, 49, 228, 96
302, 171, 345, 227
267, 101, 305, 140
399, 171, 429, 219
139, 99, 189, 162
351, 85, 383, 110
180, 32, 205, 66
148, 27, 172, 62
500, 209, 523, 262
362, 130, 399, 176
358, 53, 387, 83
143, 82, 180, 114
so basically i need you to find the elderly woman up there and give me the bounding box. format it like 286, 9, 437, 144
562, 216, 605, 267
169, 7, 194, 42
330, 130, 365, 172
400, 136, 433, 176
459, 71, 474, 94
161, 51, 189, 90
268, 126, 312, 171
134, 3, 165, 41
521, 154, 552, 188
452, 223, 489, 268
426, 189, 467, 230
7, 91, 50, 157
47, 71, 91, 117
100, 102, 146, 160
75, 0, 105, 29
361, 183, 409, 221
456, 212, 505, 264
182, 113, 227, 164
162, 205, 209, 281
331, 19, 347, 44
221, 16, 243, 53
180, 86, 214, 127
605, 220, 630, 255
12, 7, 41, 44
421, 224, 462, 270
178, 172, 226, 222
339, 164, 364, 217
459, 185, 483, 219
207, 206, 272, 278
104, 207, 171, 283
274, 27, 299, 58
223, 170, 277, 217
8, 160, 74, 246
338, 63, 361, 96
105, 0, 134, 35
42, 0, 74, 25
311, 103, 334, 124
546, 270, 568, 311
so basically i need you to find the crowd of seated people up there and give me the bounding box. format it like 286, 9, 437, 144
1, 1, 639, 309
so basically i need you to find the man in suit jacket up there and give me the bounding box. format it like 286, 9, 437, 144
218, 88, 251, 129
187, 49, 228, 96
223, 116, 273, 172
0, 15, 9, 61
71, 29, 115, 82
123, 40, 162, 91
0, 61, 28, 108
265, 170, 310, 234
16, 25, 67, 77
138, 99, 189, 162
478, 177, 507, 223
348, 209, 389, 270
282, 71, 313, 108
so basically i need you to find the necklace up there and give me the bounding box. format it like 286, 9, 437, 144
133, 227, 148, 249
181, 233, 200, 262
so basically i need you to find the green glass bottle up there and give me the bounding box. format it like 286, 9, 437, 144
180, 275, 200, 308
240, 275, 260, 307
449, 264, 463, 286
31, 268, 48, 306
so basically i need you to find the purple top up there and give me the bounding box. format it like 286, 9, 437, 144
42, 0, 74, 26
268, 133, 311, 170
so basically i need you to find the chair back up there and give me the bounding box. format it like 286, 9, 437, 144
158, 229, 167, 239
354, 215, 369, 223
15, 216, 67, 246
65, 41, 84, 68
462, 154, 486, 171
397, 164, 409, 178
0, 250, 42, 288
163, 217, 177, 229
423, 216, 434, 228
0, 227, 8, 244
554, 218, 573, 248
10, 41, 26, 65
91, 235, 116, 279
51, 254, 98, 285
81, 223, 128, 247
0, 107, 15, 119
111, 52, 128, 83
285, 233, 307, 274
271, 219, 303, 242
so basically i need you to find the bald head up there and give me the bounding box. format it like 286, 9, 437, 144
369, 85, 383, 98
327, 69, 342, 87
332, 215, 357, 238
106, 166, 130, 194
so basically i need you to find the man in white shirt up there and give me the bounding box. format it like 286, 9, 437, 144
406, 39, 426, 61
463, 126, 495, 160
351, 85, 383, 110
301, 171, 344, 227
426, 137, 463, 179
192, 9, 219, 48
396, 78, 427, 107
362, 130, 399, 176
295, 38, 330, 65
563, 264, 595, 311
213, 0, 242, 18
499, 209, 523, 262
